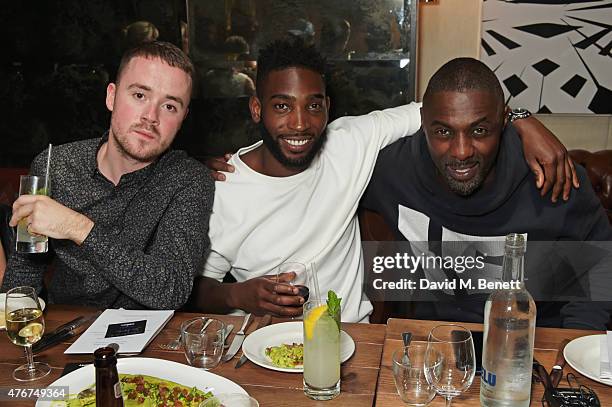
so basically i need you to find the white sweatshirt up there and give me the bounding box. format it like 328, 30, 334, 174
201, 103, 421, 322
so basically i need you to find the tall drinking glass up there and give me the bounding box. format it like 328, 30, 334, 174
424, 324, 476, 407
303, 299, 341, 400
16, 175, 49, 253
5, 286, 51, 381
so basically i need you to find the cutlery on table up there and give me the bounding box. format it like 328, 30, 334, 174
235, 314, 272, 369
550, 339, 570, 387
224, 324, 234, 349
221, 313, 253, 362
33, 313, 100, 353
401, 331, 412, 365
159, 333, 182, 350
159, 318, 213, 351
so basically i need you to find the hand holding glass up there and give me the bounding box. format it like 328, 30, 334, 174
5, 286, 51, 381
424, 324, 476, 407
16, 175, 49, 253
278, 262, 309, 303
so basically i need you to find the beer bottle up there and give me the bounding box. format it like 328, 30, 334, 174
94, 346, 124, 406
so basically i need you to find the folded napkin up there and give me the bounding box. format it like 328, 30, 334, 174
600, 331, 612, 379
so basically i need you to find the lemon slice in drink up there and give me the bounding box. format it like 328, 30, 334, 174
304, 304, 328, 340
19, 322, 43, 339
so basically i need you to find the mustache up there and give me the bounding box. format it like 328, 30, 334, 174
131, 123, 159, 136
444, 159, 479, 168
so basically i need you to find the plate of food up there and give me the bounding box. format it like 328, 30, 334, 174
564, 334, 612, 387
241, 321, 355, 373
0, 293, 46, 330
35, 357, 248, 406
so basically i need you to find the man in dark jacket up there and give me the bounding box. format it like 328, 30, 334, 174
362, 58, 612, 329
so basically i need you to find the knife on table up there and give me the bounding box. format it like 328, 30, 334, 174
235, 314, 272, 369
550, 339, 570, 388
33, 313, 100, 353
221, 313, 253, 363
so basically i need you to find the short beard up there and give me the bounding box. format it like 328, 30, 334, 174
259, 122, 327, 170
437, 159, 487, 196
110, 125, 163, 163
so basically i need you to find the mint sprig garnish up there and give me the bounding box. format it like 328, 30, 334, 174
327, 290, 341, 330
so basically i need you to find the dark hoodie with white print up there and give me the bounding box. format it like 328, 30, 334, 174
361, 126, 612, 330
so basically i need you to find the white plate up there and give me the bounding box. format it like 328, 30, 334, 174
241, 321, 355, 373
0, 293, 46, 330
35, 357, 248, 406
564, 334, 612, 386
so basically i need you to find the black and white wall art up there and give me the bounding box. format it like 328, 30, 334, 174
481, 0, 611, 113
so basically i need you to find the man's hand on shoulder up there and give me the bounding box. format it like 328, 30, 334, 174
512, 116, 580, 203
228, 272, 304, 317
204, 154, 234, 182
10, 195, 94, 245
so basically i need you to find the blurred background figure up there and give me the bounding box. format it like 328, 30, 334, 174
121, 20, 159, 51
192, 17, 225, 60
320, 17, 351, 59
287, 18, 315, 47
201, 35, 255, 98
224, 35, 250, 61
224, 0, 258, 48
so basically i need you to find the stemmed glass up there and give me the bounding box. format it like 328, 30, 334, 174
5, 286, 50, 381
423, 324, 476, 406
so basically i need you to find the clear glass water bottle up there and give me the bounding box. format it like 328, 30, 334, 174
480, 234, 536, 407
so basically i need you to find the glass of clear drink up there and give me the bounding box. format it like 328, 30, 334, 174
16, 175, 49, 253
181, 317, 225, 370
392, 343, 437, 406
424, 324, 476, 407
5, 286, 51, 381
303, 299, 341, 400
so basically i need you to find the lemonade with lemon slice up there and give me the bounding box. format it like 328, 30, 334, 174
303, 291, 341, 400
16, 175, 50, 253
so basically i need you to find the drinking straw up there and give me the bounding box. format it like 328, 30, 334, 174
310, 262, 322, 304
44, 144, 52, 192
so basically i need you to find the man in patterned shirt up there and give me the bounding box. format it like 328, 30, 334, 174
2, 42, 214, 309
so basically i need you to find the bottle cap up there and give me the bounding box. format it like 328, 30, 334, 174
94, 347, 118, 367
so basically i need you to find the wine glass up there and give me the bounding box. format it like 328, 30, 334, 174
5, 286, 51, 381
423, 324, 476, 406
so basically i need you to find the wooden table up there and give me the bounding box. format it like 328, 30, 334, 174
375, 318, 612, 406
0, 306, 386, 407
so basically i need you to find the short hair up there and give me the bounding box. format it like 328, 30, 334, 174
423, 57, 504, 109
255, 38, 327, 97
116, 41, 195, 86
224, 35, 249, 55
